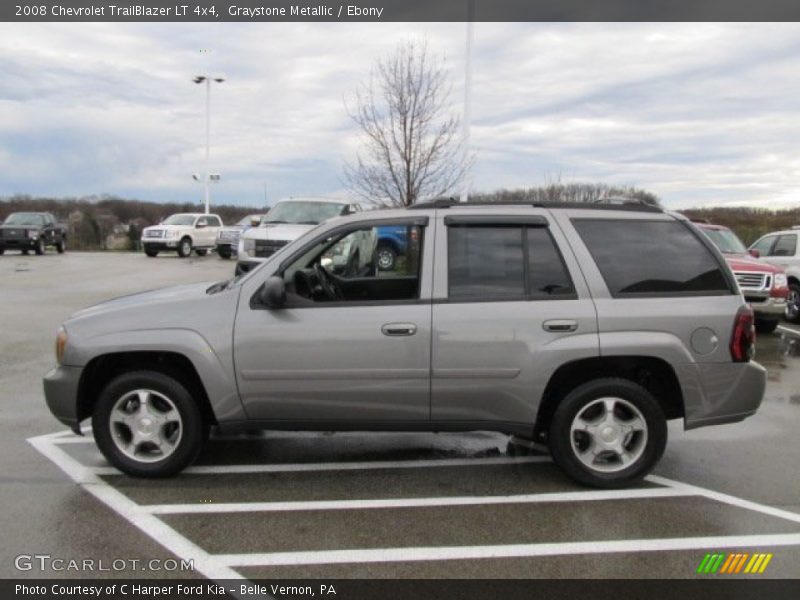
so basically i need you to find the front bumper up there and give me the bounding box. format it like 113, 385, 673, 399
142, 240, 179, 250
43, 365, 83, 433
682, 360, 766, 430
746, 295, 787, 318
0, 238, 37, 250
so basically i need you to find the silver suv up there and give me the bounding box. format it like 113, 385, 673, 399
43, 201, 766, 487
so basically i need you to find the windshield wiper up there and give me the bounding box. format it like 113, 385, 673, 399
264, 220, 288, 224
297, 220, 320, 225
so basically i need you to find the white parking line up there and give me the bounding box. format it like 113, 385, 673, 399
648, 475, 800, 525
146, 486, 691, 514
27, 432, 245, 583
777, 324, 800, 336
92, 455, 552, 476
28, 429, 800, 575
216, 532, 800, 567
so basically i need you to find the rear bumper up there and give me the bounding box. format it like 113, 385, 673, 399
43, 365, 83, 433
681, 361, 766, 430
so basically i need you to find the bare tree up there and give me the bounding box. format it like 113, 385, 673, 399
345, 39, 468, 207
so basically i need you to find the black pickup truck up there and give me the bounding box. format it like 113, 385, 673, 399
0, 212, 67, 255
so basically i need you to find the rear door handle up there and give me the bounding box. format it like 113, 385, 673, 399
382, 323, 417, 336
543, 319, 578, 333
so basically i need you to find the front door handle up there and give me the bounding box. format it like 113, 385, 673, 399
382, 323, 417, 336
543, 319, 578, 333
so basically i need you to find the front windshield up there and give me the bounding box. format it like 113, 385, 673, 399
162, 214, 196, 226
4, 213, 44, 226
702, 228, 748, 254
263, 201, 346, 225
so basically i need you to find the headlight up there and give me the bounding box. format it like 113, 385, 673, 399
169, 230, 180, 239
240, 239, 255, 255
55, 326, 68, 364
27, 230, 39, 239
774, 274, 788, 289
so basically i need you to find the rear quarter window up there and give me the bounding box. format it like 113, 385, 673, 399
572, 219, 733, 297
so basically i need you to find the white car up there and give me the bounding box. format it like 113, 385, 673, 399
236, 198, 359, 275
141, 213, 223, 258
748, 225, 800, 322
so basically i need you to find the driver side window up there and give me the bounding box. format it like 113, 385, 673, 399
282, 224, 424, 305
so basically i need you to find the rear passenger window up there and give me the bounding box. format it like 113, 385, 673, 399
448, 226, 575, 300
572, 219, 732, 296
771, 235, 797, 257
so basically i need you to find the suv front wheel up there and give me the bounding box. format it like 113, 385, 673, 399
549, 378, 667, 488
92, 371, 207, 477
177, 237, 193, 258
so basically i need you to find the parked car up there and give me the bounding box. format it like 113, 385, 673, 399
0, 212, 67, 255
43, 200, 766, 488
141, 213, 223, 258
216, 214, 263, 260
748, 227, 800, 323
694, 222, 788, 333
236, 198, 360, 276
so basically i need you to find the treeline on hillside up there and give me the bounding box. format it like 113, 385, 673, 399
0, 195, 261, 251
469, 183, 661, 207
680, 207, 800, 245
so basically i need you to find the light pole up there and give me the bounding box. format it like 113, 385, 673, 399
460, 0, 475, 203
193, 75, 224, 214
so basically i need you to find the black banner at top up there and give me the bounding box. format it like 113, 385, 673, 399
4, 0, 800, 23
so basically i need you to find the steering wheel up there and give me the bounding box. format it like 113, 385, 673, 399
314, 263, 344, 301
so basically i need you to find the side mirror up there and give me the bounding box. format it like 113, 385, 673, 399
260, 276, 286, 308
196, 222, 207, 229
250, 217, 261, 227
749, 249, 760, 258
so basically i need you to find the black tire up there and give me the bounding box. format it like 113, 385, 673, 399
218, 246, 232, 260
755, 317, 780, 334
92, 371, 208, 478
144, 248, 159, 257
195, 248, 208, 257
22, 249, 29, 255
56, 237, 66, 254
548, 378, 667, 488
34, 238, 45, 255
177, 237, 192, 258
0, 248, 4, 255
786, 283, 800, 324
376, 244, 397, 271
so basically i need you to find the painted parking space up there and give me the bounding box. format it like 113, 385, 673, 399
28, 428, 800, 583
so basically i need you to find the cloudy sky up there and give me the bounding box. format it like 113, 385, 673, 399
2, 22, 800, 210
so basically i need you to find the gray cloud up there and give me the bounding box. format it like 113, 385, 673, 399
1, 22, 799, 209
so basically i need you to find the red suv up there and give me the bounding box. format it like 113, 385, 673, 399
695, 222, 789, 333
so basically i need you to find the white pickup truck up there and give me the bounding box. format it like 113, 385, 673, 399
141, 213, 223, 258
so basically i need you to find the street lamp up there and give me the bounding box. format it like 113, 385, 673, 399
193, 75, 225, 214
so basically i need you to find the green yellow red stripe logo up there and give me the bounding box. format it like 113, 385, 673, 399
696, 552, 773, 574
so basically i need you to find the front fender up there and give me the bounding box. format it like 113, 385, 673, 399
71, 328, 245, 422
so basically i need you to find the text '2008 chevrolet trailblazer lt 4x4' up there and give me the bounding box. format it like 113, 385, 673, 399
43, 200, 766, 488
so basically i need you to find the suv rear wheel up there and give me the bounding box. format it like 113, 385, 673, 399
549, 378, 667, 488
92, 371, 207, 477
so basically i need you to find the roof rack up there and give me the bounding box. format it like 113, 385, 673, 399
408, 197, 663, 213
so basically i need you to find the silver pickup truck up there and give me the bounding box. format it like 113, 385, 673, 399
43, 200, 766, 488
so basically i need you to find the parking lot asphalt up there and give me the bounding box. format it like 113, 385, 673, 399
2, 251, 799, 581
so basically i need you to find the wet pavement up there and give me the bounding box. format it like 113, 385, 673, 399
1, 252, 799, 580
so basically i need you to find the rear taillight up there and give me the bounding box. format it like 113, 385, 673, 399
730, 306, 755, 362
